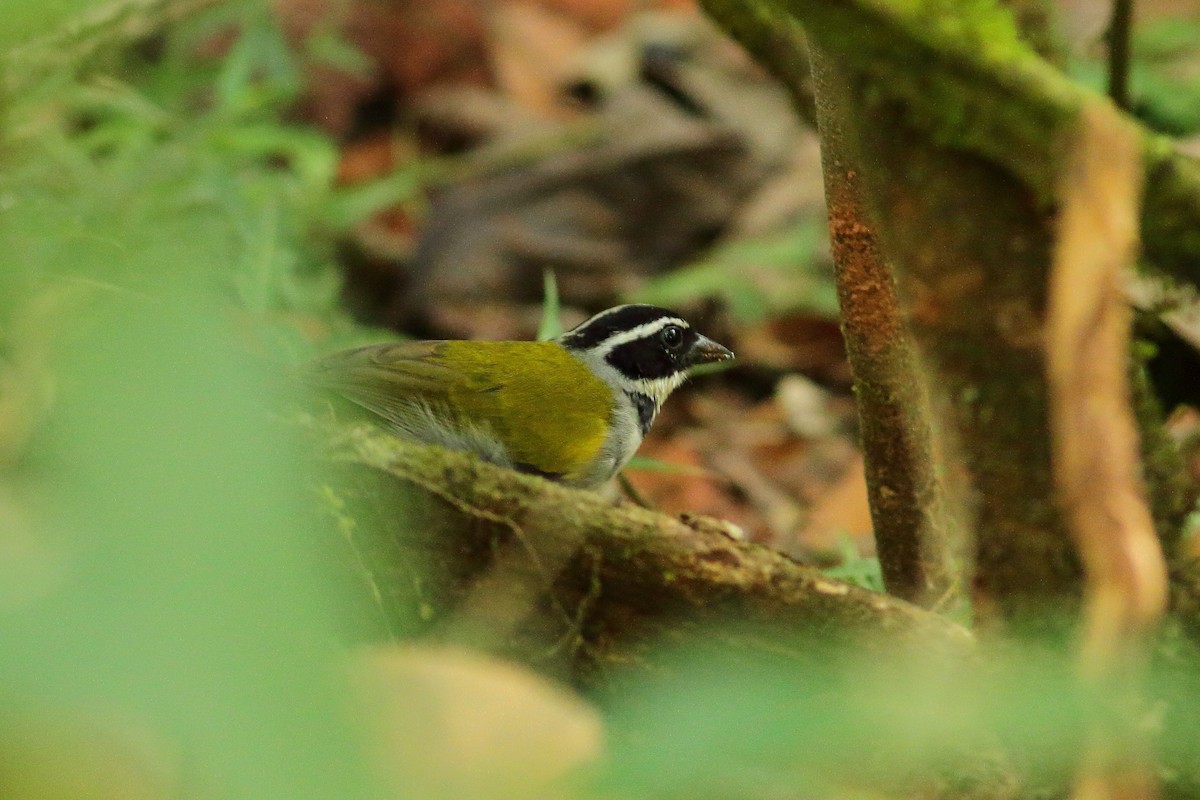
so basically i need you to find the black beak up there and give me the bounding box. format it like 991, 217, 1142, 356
685, 335, 735, 367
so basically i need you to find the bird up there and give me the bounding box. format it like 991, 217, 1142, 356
307, 304, 734, 488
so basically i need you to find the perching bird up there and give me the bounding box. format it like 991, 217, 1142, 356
308, 304, 734, 488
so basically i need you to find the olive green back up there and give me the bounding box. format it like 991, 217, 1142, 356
309, 340, 613, 480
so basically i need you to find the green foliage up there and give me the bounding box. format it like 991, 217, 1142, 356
623, 455, 713, 476
322, 162, 428, 233
0, 0, 94, 52
634, 220, 838, 324
302, 23, 374, 78
0, 4, 381, 797
1130, 18, 1200, 136
0, 1, 394, 350
598, 634, 1086, 798
821, 534, 885, 593
599, 628, 1200, 799
1071, 17, 1200, 136
537, 269, 564, 341
0, 292, 374, 798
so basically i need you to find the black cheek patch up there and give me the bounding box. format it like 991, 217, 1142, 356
606, 339, 678, 380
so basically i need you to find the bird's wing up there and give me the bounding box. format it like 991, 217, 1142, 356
306, 340, 483, 428
308, 340, 612, 482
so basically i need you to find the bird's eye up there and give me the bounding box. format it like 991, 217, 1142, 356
660, 324, 684, 349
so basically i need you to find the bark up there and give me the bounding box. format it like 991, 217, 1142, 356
854, 67, 1076, 622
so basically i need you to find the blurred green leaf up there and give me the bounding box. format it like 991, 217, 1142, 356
0, 6, 382, 796
634, 221, 837, 323
598, 633, 1090, 799
322, 164, 428, 231
1070, 17, 1200, 136
820, 534, 885, 593
0, 289, 372, 799
537, 270, 563, 341
623, 455, 714, 477
213, 6, 302, 115
304, 25, 373, 77
0, 0, 95, 53
0, 172, 376, 800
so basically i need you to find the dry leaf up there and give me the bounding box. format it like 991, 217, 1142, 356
352, 645, 602, 800
488, 3, 591, 118
793, 453, 873, 557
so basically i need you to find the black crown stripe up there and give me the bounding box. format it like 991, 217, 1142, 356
560, 305, 687, 351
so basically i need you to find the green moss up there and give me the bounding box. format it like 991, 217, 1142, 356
893, 0, 1027, 60
783, 0, 1085, 201
708, 0, 1200, 292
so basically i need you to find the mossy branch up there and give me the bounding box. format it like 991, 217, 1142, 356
700, 0, 1200, 293
318, 422, 973, 679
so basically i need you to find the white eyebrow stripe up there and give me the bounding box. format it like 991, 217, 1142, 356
586, 305, 635, 324
568, 304, 639, 334
595, 317, 688, 356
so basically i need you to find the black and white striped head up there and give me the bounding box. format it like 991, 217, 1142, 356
558, 305, 734, 404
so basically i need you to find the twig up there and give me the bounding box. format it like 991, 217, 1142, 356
807, 43, 964, 611
1106, 0, 1135, 112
